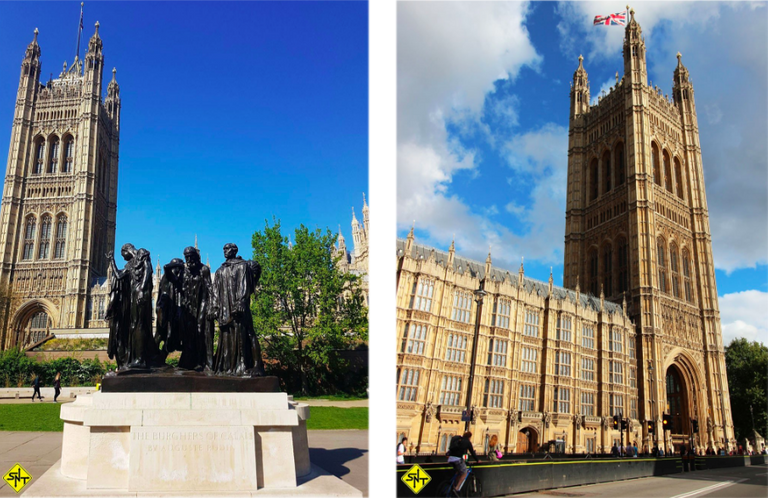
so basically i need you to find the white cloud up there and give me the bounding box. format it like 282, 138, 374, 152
397, 2, 541, 258
719, 290, 768, 346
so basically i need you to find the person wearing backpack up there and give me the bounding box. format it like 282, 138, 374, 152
447, 432, 479, 494
397, 437, 407, 464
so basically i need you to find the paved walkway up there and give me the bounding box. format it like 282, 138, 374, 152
0, 430, 368, 496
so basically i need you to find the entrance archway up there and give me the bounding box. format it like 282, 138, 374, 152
9, 299, 57, 348
517, 427, 539, 453
666, 364, 690, 449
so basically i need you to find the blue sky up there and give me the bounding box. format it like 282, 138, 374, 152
0, 1, 368, 270
398, 1, 767, 345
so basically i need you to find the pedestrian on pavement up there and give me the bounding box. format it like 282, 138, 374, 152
659, 446, 665, 457
633, 442, 639, 458
53, 372, 61, 402
680, 445, 688, 472
611, 443, 620, 457
488, 434, 502, 462
397, 437, 407, 464
31, 374, 42, 402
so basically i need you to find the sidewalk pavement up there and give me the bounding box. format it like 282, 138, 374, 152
0, 430, 368, 496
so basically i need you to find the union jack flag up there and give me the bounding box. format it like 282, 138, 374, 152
594, 11, 627, 26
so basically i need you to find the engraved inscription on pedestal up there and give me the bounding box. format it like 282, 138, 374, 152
128, 426, 257, 492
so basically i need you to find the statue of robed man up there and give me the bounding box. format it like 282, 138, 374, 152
155, 258, 185, 361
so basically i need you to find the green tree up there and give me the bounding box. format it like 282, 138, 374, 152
725, 338, 768, 442
251, 219, 368, 395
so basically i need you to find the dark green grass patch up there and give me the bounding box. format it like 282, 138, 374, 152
293, 394, 367, 401
0, 403, 64, 432
305, 407, 368, 430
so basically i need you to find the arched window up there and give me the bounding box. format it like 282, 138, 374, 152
23, 216, 36, 260
602, 243, 613, 297
674, 157, 684, 200
603, 150, 611, 193
28, 311, 49, 345
38, 215, 51, 259
657, 237, 667, 294
652, 143, 661, 186
670, 243, 680, 298
48, 138, 60, 174
663, 151, 673, 192
54, 214, 67, 259
615, 143, 625, 186
63, 137, 74, 173
33, 140, 45, 175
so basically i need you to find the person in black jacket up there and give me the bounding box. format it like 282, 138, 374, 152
31, 375, 42, 402
448, 432, 479, 494
53, 372, 61, 402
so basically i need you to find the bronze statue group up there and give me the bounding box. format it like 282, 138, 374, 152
105, 242, 265, 377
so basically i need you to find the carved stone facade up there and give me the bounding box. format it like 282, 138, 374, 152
0, 24, 120, 349
563, 10, 734, 453
396, 233, 639, 456
395, 11, 734, 456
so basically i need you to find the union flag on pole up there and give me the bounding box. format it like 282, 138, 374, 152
594, 11, 627, 26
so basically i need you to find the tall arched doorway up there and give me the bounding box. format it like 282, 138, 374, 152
13, 309, 50, 348
517, 427, 539, 453
666, 364, 690, 451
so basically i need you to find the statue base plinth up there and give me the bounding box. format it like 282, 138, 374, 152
41, 390, 362, 495
102, 372, 281, 393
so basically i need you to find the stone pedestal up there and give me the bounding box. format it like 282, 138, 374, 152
59, 391, 312, 493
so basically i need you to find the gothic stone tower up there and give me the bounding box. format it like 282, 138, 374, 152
563, 10, 734, 452
0, 24, 120, 349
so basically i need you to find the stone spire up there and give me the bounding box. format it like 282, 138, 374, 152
548, 267, 554, 296
194, 234, 198, 250
570, 54, 590, 119
362, 193, 369, 232
575, 275, 580, 302
485, 247, 492, 277
623, 7, 648, 86
406, 221, 415, 253
600, 283, 605, 310
24, 28, 41, 62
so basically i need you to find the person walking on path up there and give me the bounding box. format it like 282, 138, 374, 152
53, 372, 61, 402
31, 374, 42, 402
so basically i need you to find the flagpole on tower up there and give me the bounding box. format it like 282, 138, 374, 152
75, 2, 84, 66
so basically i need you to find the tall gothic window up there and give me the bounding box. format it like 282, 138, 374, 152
682, 249, 693, 303
663, 151, 673, 193
23, 216, 36, 260
617, 237, 629, 294
48, 139, 60, 174
603, 150, 611, 193
63, 137, 74, 173
589, 158, 598, 201
670, 243, 680, 298
652, 143, 661, 186
674, 157, 684, 200
603, 244, 613, 297
615, 143, 625, 185
34, 141, 45, 175
589, 248, 599, 295
657, 237, 667, 293
38, 215, 51, 259
54, 215, 67, 259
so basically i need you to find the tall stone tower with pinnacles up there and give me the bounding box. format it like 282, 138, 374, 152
0, 21, 120, 349
563, 9, 735, 451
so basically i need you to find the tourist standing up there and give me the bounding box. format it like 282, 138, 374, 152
397, 437, 407, 464
488, 434, 502, 462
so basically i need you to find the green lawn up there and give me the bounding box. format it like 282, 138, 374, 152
292, 394, 367, 402
0, 403, 367, 432
0, 403, 64, 432
306, 407, 368, 430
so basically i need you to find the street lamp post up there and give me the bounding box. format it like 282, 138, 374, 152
464, 283, 487, 433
